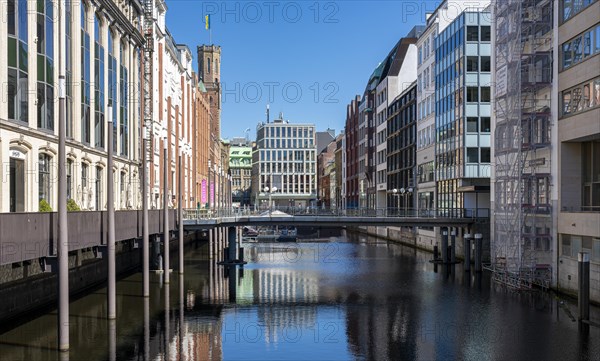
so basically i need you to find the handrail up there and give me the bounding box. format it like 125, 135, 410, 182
182, 207, 491, 220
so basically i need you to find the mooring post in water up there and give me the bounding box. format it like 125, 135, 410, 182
464, 234, 472, 272
578, 252, 590, 322
441, 229, 449, 264
228, 226, 237, 261
209, 229, 214, 259
474, 233, 483, 272
433, 245, 439, 261
107, 103, 116, 320
450, 229, 456, 264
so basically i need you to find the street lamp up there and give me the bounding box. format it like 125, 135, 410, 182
406, 187, 413, 216
264, 186, 277, 215
392, 188, 400, 216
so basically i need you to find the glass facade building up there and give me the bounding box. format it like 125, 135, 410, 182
252, 117, 317, 208
434, 11, 492, 216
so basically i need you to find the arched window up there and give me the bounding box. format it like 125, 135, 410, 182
96, 166, 103, 210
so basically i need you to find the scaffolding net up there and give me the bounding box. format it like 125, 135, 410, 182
491, 0, 554, 290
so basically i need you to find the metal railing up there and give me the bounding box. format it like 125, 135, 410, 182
183, 207, 490, 221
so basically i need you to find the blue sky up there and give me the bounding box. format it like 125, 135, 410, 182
166, 1, 440, 139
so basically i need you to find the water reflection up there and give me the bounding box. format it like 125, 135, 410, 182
0, 235, 599, 361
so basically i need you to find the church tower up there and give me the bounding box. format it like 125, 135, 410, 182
197, 45, 222, 143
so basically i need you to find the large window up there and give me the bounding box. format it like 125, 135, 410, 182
120, 42, 129, 157
39, 154, 52, 204
466, 87, 479, 102
81, 3, 91, 144
562, 234, 600, 262
466, 26, 479, 41
108, 31, 117, 152
94, 15, 105, 149
582, 141, 600, 210
66, 2, 73, 138
7, 0, 29, 123
37, 0, 54, 131
561, 24, 600, 70
561, 76, 600, 116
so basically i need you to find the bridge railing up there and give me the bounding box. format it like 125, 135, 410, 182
183, 207, 490, 220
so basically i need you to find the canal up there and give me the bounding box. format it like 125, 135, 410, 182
0, 233, 598, 360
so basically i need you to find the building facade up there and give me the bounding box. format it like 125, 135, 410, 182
345, 96, 361, 209
556, 0, 600, 299
386, 82, 417, 211
435, 10, 492, 219
229, 137, 252, 207
2, 0, 145, 213
317, 139, 337, 208
492, 0, 556, 287
252, 115, 317, 209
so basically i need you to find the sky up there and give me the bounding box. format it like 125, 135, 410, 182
166, 0, 440, 140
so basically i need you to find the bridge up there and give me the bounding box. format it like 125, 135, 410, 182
0, 208, 488, 266
182, 208, 489, 229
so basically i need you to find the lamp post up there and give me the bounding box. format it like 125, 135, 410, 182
107, 102, 116, 319
163, 130, 169, 283
264, 186, 277, 216
57, 0, 69, 350
392, 188, 400, 216
178, 144, 183, 274
406, 187, 413, 216
208, 159, 212, 211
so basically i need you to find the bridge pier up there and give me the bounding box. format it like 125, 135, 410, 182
474, 233, 483, 272
464, 233, 472, 272
441, 229, 449, 264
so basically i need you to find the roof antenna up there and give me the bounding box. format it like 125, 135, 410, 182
266, 104, 270, 123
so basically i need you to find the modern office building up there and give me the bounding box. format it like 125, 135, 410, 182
252, 114, 317, 208
557, 0, 600, 298
358, 89, 375, 209
229, 137, 253, 206
434, 10, 492, 220
492, 0, 556, 288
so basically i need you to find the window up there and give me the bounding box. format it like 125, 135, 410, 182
94, 14, 105, 149
466, 56, 478, 72
67, 159, 73, 200
563, 0, 598, 22
120, 42, 129, 157
480, 117, 491, 132
481, 56, 491, 72
466, 148, 479, 163
480, 26, 491, 41
481, 87, 491, 102
466, 87, 479, 102
207, 57, 211, 73
39, 154, 52, 204
66, 2, 73, 138
562, 25, 600, 70
561, 77, 600, 117
467, 26, 479, 41
81, 3, 91, 144
37, 0, 54, 131
582, 141, 600, 210
467, 117, 478, 132
7, 0, 29, 123
96, 166, 103, 210
481, 148, 491, 163
108, 31, 117, 153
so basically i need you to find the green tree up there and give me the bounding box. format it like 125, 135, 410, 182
67, 199, 81, 211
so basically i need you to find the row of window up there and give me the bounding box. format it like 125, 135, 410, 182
7, 1, 132, 157
561, 234, 600, 262
562, 0, 598, 22
418, 94, 435, 121
259, 150, 316, 162
417, 124, 435, 150
417, 32, 435, 66
260, 138, 314, 149
259, 126, 314, 139
561, 77, 600, 117
561, 24, 600, 71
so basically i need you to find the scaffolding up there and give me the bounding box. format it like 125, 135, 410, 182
491, 0, 554, 290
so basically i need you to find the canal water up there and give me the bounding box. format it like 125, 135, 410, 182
0, 233, 598, 360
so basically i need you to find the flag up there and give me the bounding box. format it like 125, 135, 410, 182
205, 14, 210, 30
